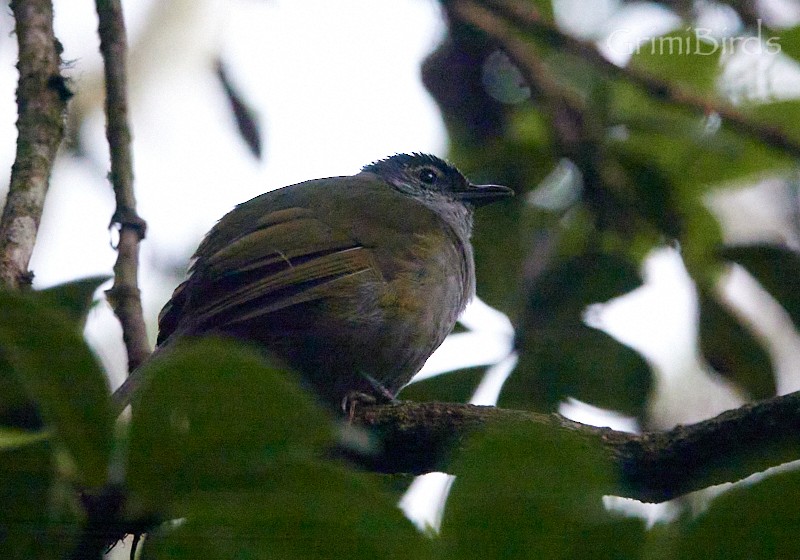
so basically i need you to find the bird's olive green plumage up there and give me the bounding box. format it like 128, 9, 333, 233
114, 154, 512, 411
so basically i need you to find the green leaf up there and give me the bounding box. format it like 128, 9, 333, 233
610, 79, 792, 194
613, 121, 791, 195
507, 325, 652, 416
531, 0, 553, 20
611, 150, 682, 238
0, 440, 77, 559
441, 421, 645, 559
698, 289, 775, 399
142, 460, 427, 560
126, 338, 335, 512
401, 366, 487, 403
472, 195, 527, 312
678, 201, 725, 279
0, 427, 51, 450
0, 290, 112, 488
0, 351, 42, 429
719, 244, 800, 331
37, 275, 110, 327
777, 25, 800, 63
504, 253, 652, 416
520, 252, 643, 326
629, 29, 721, 94
453, 139, 554, 314
739, 100, 800, 150
678, 468, 800, 559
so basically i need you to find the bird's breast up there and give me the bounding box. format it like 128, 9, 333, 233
371, 229, 473, 335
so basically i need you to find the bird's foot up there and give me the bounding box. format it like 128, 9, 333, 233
341, 374, 398, 422
341, 391, 377, 423
359, 373, 398, 403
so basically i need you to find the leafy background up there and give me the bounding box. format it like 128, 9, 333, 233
5, 0, 800, 558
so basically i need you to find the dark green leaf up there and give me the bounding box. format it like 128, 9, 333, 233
678, 468, 800, 559
472, 196, 528, 312
719, 244, 800, 331
0, 290, 112, 488
0, 351, 42, 430
506, 325, 652, 416
454, 137, 555, 314
216, 59, 263, 159
142, 459, 427, 560
0, 440, 77, 559
519, 253, 643, 327
126, 338, 335, 511
698, 289, 775, 399
37, 276, 110, 327
401, 366, 487, 403
641, 520, 682, 560
611, 150, 682, 238
441, 421, 644, 559
505, 253, 652, 416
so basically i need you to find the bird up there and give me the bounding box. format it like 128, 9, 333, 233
113, 153, 512, 412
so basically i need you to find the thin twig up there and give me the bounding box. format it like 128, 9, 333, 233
463, 0, 800, 159
95, 0, 151, 372
0, 0, 70, 290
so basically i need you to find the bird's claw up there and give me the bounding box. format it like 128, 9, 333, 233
341, 391, 378, 423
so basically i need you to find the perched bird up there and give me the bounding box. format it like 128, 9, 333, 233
113, 153, 512, 412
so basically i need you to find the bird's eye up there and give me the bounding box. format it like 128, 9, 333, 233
418, 168, 438, 185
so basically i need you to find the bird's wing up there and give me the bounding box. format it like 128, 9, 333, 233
157, 205, 383, 343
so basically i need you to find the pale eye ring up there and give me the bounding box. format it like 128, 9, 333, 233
418, 168, 438, 185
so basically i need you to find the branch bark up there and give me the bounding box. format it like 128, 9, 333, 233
0, 0, 69, 290
351, 390, 800, 503
95, 0, 151, 372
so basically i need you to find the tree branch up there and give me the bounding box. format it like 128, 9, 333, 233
351, 390, 800, 503
95, 0, 151, 372
0, 0, 70, 290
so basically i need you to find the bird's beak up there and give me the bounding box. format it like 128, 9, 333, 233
455, 183, 515, 206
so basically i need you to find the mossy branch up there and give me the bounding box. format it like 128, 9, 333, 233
351, 390, 800, 503
0, 0, 70, 290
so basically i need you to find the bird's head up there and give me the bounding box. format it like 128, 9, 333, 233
362, 153, 513, 207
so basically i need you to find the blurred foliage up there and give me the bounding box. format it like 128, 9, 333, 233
9, 0, 800, 557
401, 365, 489, 403
676, 467, 800, 560
505, 252, 652, 416
1, 284, 433, 559
440, 420, 645, 559
0, 284, 112, 489
778, 25, 800, 64
720, 244, 800, 331
697, 288, 775, 400
0, 266, 797, 558
0, 439, 77, 559
422, 0, 800, 425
